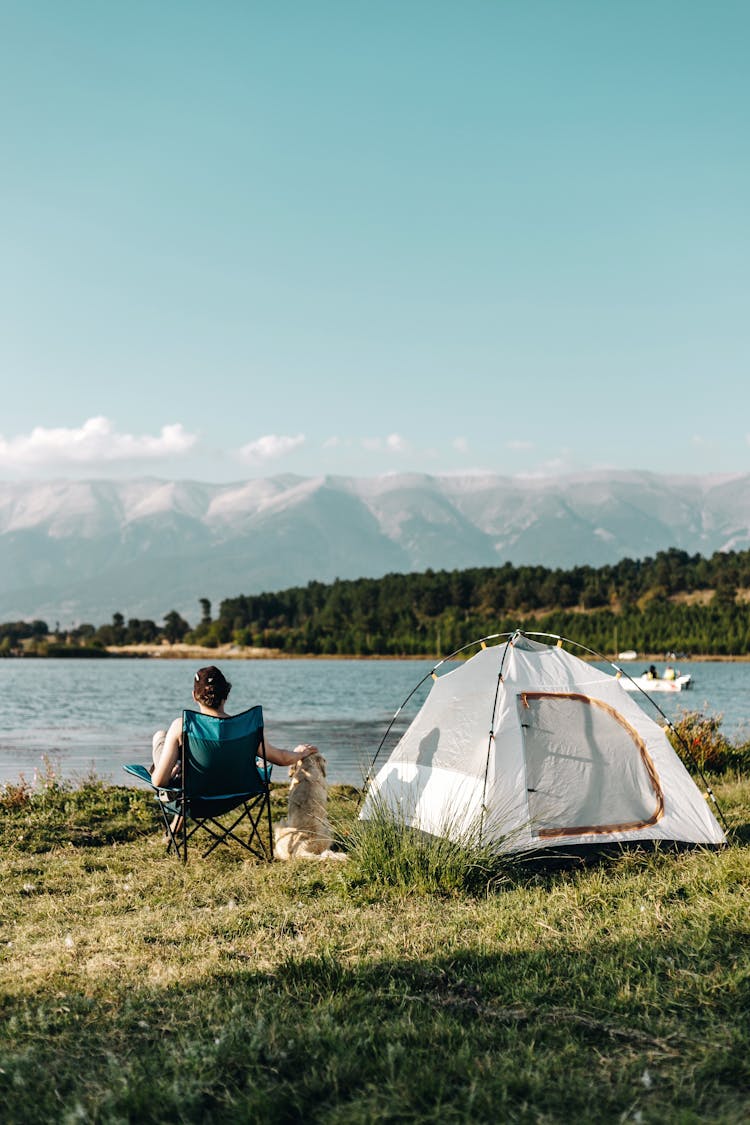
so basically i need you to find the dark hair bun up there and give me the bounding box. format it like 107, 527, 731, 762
193, 665, 231, 707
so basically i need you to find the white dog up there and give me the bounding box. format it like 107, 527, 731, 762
273, 754, 346, 861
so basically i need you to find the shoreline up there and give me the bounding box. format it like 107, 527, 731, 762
103, 644, 750, 662
103, 643, 431, 661
7, 642, 750, 662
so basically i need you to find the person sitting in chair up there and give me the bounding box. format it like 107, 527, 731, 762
150, 665, 318, 789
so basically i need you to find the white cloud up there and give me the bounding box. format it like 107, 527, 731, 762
385, 433, 408, 452
506, 440, 534, 451
362, 433, 409, 454
0, 416, 196, 467
237, 433, 305, 463
452, 436, 469, 453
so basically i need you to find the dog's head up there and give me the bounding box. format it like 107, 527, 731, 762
289, 753, 327, 783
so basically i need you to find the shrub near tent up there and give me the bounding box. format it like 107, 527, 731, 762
361, 633, 726, 853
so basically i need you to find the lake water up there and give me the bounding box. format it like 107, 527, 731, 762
1, 657, 748, 788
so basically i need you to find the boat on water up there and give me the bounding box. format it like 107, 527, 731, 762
619, 671, 692, 693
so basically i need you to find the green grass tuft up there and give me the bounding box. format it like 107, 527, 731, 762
347, 794, 515, 896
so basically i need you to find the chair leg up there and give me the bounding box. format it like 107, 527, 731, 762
159, 801, 187, 861
156, 791, 274, 862
252, 797, 273, 862
265, 790, 274, 861
159, 804, 175, 853
199, 812, 252, 857
186, 796, 274, 861
195, 805, 266, 859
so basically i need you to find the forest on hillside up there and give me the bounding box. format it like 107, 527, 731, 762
3, 546, 750, 657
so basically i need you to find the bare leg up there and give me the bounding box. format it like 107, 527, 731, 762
151, 729, 183, 838
151, 730, 167, 772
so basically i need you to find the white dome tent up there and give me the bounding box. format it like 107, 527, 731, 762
361, 632, 726, 853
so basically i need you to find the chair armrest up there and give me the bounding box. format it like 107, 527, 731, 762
123, 763, 183, 800
122, 763, 154, 784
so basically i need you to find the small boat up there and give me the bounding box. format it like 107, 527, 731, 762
619, 672, 692, 693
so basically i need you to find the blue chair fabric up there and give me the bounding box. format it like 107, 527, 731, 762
123, 705, 273, 862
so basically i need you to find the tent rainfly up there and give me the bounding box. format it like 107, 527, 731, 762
361, 633, 726, 853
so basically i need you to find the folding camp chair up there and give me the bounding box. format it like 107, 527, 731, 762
123, 706, 274, 862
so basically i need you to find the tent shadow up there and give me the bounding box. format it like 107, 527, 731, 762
510, 836, 730, 878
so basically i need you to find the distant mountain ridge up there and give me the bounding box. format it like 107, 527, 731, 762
1, 471, 749, 624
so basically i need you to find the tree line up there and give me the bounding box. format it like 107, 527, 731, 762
4, 546, 750, 657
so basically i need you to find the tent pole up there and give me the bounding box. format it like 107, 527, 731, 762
479, 636, 513, 844
359, 632, 514, 810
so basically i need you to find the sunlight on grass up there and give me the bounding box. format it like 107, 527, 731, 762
0, 769, 748, 1122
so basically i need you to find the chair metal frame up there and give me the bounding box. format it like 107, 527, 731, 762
124, 706, 274, 862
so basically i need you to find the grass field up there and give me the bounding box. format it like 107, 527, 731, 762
0, 767, 748, 1124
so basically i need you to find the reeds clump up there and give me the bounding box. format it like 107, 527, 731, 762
668, 708, 750, 774
0, 757, 155, 851
347, 795, 513, 896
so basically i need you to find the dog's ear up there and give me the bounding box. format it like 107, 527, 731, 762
318, 755, 327, 777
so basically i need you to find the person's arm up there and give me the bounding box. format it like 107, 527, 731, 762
151, 716, 183, 788
262, 740, 318, 767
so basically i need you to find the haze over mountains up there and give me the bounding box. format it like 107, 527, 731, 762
1, 471, 749, 625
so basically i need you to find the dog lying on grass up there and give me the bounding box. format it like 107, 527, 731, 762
273, 753, 346, 861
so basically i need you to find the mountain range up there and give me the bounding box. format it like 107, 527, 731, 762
1, 471, 749, 625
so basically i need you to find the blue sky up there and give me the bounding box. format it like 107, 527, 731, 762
1, 1, 748, 481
